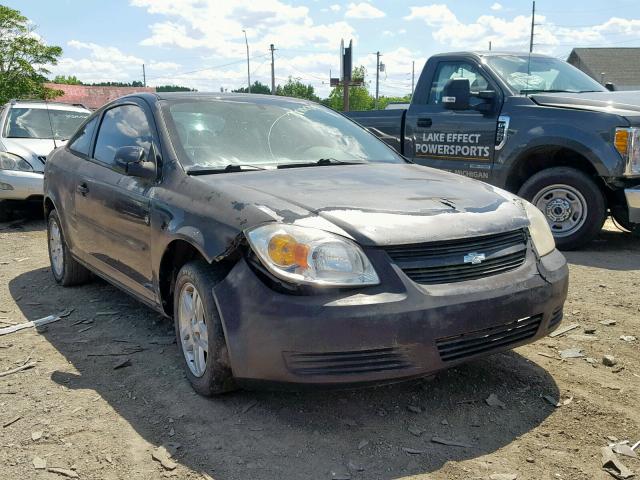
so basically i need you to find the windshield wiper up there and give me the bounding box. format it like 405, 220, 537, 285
186, 164, 267, 175
519, 89, 578, 94
277, 158, 366, 169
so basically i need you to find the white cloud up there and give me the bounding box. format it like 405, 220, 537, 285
490, 2, 503, 11
345, 2, 386, 19
404, 4, 640, 53
132, 0, 356, 57
330, 4, 341, 12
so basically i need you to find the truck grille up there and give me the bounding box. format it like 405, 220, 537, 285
436, 314, 542, 362
283, 347, 413, 376
384, 229, 527, 285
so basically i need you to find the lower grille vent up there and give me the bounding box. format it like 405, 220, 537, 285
283, 347, 413, 376
436, 314, 543, 362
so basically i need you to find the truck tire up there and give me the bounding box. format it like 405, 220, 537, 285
173, 260, 237, 396
518, 167, 606, 250
47, 210, 93, 286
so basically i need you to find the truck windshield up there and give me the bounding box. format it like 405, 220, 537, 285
5, 107, 89, 140
486, 55, 606, 94
165, 98, 404, 169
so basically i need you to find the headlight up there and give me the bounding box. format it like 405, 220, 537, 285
0, 152, 33, 172
523, 200, 555, 256
614, 127, 640, 176
246, 224, 379, 287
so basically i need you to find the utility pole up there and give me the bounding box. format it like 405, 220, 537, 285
142, 64, 146, 87
375, 51, 381, 110
342, 40, 352, 112
411, 60, 415, 98
529, 1, 535, 53
489, 41, 492, 51
242, 29, 251, 93
270, 44, 276, 95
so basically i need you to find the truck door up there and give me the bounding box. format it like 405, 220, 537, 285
405, 60, 501, 182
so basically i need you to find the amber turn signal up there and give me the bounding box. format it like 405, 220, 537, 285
267, 233, 310, 268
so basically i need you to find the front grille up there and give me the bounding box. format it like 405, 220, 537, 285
436, 314, 543, 362
283, 347, 413, 376
384, 229, 527, 285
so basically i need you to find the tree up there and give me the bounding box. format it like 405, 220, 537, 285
155, 84, 197, 92
325, 66, 374, 111
232, 81, 271, 94
276, 77, 320, 102
0, 5, 63, 104
52, 75, 82, 85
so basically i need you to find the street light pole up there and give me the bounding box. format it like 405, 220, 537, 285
242, 29, 251, 93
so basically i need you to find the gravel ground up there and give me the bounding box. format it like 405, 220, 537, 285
0, 215, 638, 480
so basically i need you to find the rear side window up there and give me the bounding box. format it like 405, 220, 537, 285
68, 116, 98, 156
93, 105, 152, 166
428, 61, 494, 105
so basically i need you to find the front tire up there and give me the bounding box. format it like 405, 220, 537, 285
47, 210, 92, 286
518, 167, 606, 250
173, 260, 236, 396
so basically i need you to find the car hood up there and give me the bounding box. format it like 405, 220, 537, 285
0, 138, 65, 172
531, 91, 640, 118
203, 163, 530, 246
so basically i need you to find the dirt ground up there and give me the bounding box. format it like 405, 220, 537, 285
0, 214, 638, 480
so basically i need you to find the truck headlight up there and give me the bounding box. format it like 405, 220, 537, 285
0, 152, 33, 172
523, 200, 556, 256
614, 127, 640, 176
246, 224, 379, 287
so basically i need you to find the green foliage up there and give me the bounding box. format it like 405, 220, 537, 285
52, 75, 82, 85
155, 84, 197, 92
0, 5, 63, 104
377, 95, 412, 110
276, 77, 320, 102
232, 81, 271, 94
326, 66, 374, 111
87, 80, 145, 87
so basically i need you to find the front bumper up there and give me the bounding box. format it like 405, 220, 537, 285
213, 247, 569, 387
625, 187, 640, 224
0, 170, 44, 200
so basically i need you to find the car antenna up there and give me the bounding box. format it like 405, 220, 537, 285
44, 94, 58, 149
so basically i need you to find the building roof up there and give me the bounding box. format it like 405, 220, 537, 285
567, 48, 640, 89
43, 83, 156, 110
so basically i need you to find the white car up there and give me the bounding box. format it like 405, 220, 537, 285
0, 100, 91, 220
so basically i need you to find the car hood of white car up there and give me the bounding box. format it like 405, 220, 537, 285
0, 138, 67, 172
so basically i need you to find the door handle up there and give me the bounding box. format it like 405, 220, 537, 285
417, 117, 432, 128
77, 183, 89, 196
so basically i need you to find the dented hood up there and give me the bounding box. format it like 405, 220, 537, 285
204, 163, 529, 247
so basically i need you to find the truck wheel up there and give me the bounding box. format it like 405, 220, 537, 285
174, 260, 237, 396
47, 210, 92, 286
518, 167, 606, 250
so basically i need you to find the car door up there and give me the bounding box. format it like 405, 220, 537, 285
405, 59, 501, 182
73, 100, 157, 302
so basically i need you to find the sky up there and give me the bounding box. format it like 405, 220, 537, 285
10, 0, 640, 98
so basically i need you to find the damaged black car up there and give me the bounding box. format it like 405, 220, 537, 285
43, 93, 568, 396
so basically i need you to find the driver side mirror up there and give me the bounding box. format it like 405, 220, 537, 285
114, 146, 156, 180
442, 78, 471, 110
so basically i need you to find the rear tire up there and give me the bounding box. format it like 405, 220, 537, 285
518, 167, 606, 250
0, 202, 13, 222
47, 210, 92, 286
173, 260, 237, 396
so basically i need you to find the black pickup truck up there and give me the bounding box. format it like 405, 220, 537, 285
347, 52, 640, 249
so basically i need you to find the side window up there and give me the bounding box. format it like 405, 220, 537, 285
428, 62, 494, 105
68, 116, 98, 156
93, 105, 152, 166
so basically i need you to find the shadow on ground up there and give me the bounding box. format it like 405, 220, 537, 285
564, 226, 639, 271
8, 263, 560, 480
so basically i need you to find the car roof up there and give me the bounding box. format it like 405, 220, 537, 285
6, 100, 91, 113
114, 91, 316, 106
430, 51, 555, 60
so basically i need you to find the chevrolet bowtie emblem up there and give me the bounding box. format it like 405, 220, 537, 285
464, 252, 486, 265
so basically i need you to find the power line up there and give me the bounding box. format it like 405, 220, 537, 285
145, 53, 270, 81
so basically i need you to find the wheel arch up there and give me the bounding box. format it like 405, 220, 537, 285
157, 237, 237, 317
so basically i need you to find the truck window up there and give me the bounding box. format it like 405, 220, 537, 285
428, 62, 494, 105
